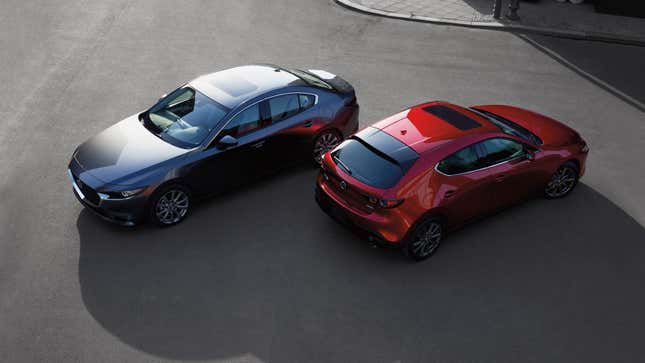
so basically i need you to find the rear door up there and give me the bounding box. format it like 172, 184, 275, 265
434, 144, 493, 224
261, 93, 319, 165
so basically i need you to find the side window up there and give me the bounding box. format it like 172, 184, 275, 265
299, 94, 315, 111
268, 94, 300, 123
436, 145, 481, 175
221, 104, 262, 138
479, 138, 524, 167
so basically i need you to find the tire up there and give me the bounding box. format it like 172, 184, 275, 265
544, 162, 579, 199
402, 217, 444, 261
148, 184, 192, 227
312, 129, 343, 165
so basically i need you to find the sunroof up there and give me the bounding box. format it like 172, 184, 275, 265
423, 105, 482, 130
209, 72, 258, 97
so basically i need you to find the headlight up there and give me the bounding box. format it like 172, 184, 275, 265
119, 189, 144, 198
103, 188, 145, 199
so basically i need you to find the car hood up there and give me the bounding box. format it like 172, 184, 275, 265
73, 114, 190, 186
473, 105, 580, 146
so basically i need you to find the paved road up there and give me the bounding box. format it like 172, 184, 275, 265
1, 0, 644, 362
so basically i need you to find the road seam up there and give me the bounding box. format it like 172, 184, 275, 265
517, 34, 645, 113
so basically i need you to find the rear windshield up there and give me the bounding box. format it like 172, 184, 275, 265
331, 139, 403, 189
330, 128, 419, 189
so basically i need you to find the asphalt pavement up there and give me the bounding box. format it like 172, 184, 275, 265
1, 0, 644, 362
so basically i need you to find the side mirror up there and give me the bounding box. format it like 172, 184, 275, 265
217, 135, 239, 149
523, 147, 536, 161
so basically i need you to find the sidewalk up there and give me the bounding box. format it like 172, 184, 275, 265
336, 0, 645, 45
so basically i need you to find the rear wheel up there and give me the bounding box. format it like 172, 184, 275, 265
149, 184, 191, 227
402, 218, 444, 261
313, 129, 342, 164
545, 162, 579, 199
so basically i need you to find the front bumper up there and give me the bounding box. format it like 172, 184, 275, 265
68, 165, 148, 226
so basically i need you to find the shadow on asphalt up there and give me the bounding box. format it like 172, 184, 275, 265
76, 167, 645, 362
518, 33, 645, 111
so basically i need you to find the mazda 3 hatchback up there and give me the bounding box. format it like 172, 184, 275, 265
69, 65, 358, 226
316, 101, 588, 260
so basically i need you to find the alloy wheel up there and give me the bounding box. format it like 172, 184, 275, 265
313, 131, 342, 164
545, 166, 577, 198
411, 221, 442, 258
155, 189, 190, 225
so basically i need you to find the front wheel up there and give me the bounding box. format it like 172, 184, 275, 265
545, 162, 579, 199
313, 130, 342, 164
402, 218, 444, 261
149, 184, 191, 227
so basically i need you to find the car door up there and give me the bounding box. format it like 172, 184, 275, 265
434, 143, 493, 225
477, 137, 542, 210
187, 102, 269, 195
262, 93, 318, 165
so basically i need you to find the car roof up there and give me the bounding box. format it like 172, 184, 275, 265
371, 101, 500, 154
189, 64, 307, 109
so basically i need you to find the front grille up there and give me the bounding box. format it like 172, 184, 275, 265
74, 174, 100, 206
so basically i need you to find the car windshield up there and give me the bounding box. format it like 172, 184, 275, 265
284, 68, 333, 90
141, 87, 229, 148
470, 107, 543, 145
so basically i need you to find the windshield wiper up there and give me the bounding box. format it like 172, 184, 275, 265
332, 154, 352, 175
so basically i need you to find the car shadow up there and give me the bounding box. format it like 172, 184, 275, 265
77, 169, 645, 362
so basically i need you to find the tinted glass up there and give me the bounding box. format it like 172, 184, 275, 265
436, 145, 481, 175
269, 94, 300, 123
299, 94, 315, 111
479, 138, 524, 167
331, 139, 404, 189
471, 108, 543, 145
423, 105, 481, 130
221, 104, 262, 138
145, 87, 229, 147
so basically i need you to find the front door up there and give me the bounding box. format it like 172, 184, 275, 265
477, 138, 542, 211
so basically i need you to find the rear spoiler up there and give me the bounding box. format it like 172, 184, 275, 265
353, 127, 419, 172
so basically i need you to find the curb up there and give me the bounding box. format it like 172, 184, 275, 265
517, 34, 645, 112
335, 0, 645, 46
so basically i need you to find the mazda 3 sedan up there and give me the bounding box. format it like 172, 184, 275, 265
316, 101, 588, 261
69, 65, 358, 226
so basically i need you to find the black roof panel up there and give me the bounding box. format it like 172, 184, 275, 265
423, 105, 482, 131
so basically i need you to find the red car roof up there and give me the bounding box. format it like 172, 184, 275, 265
372, 101, 499, 154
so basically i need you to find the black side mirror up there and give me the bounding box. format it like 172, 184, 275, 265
217, 135, 239, 149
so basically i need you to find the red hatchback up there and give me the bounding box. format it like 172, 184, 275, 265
315, 101, 589, 260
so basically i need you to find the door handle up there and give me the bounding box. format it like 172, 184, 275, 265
495, 174, 506, 182
303, 121, 313, 128
444, 190, 457, 198
251, 140, 265, 149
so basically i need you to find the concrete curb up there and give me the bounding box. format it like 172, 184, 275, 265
335, 0, 645, 46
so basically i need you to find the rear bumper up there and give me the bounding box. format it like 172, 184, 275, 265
315, 176, 406, 244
